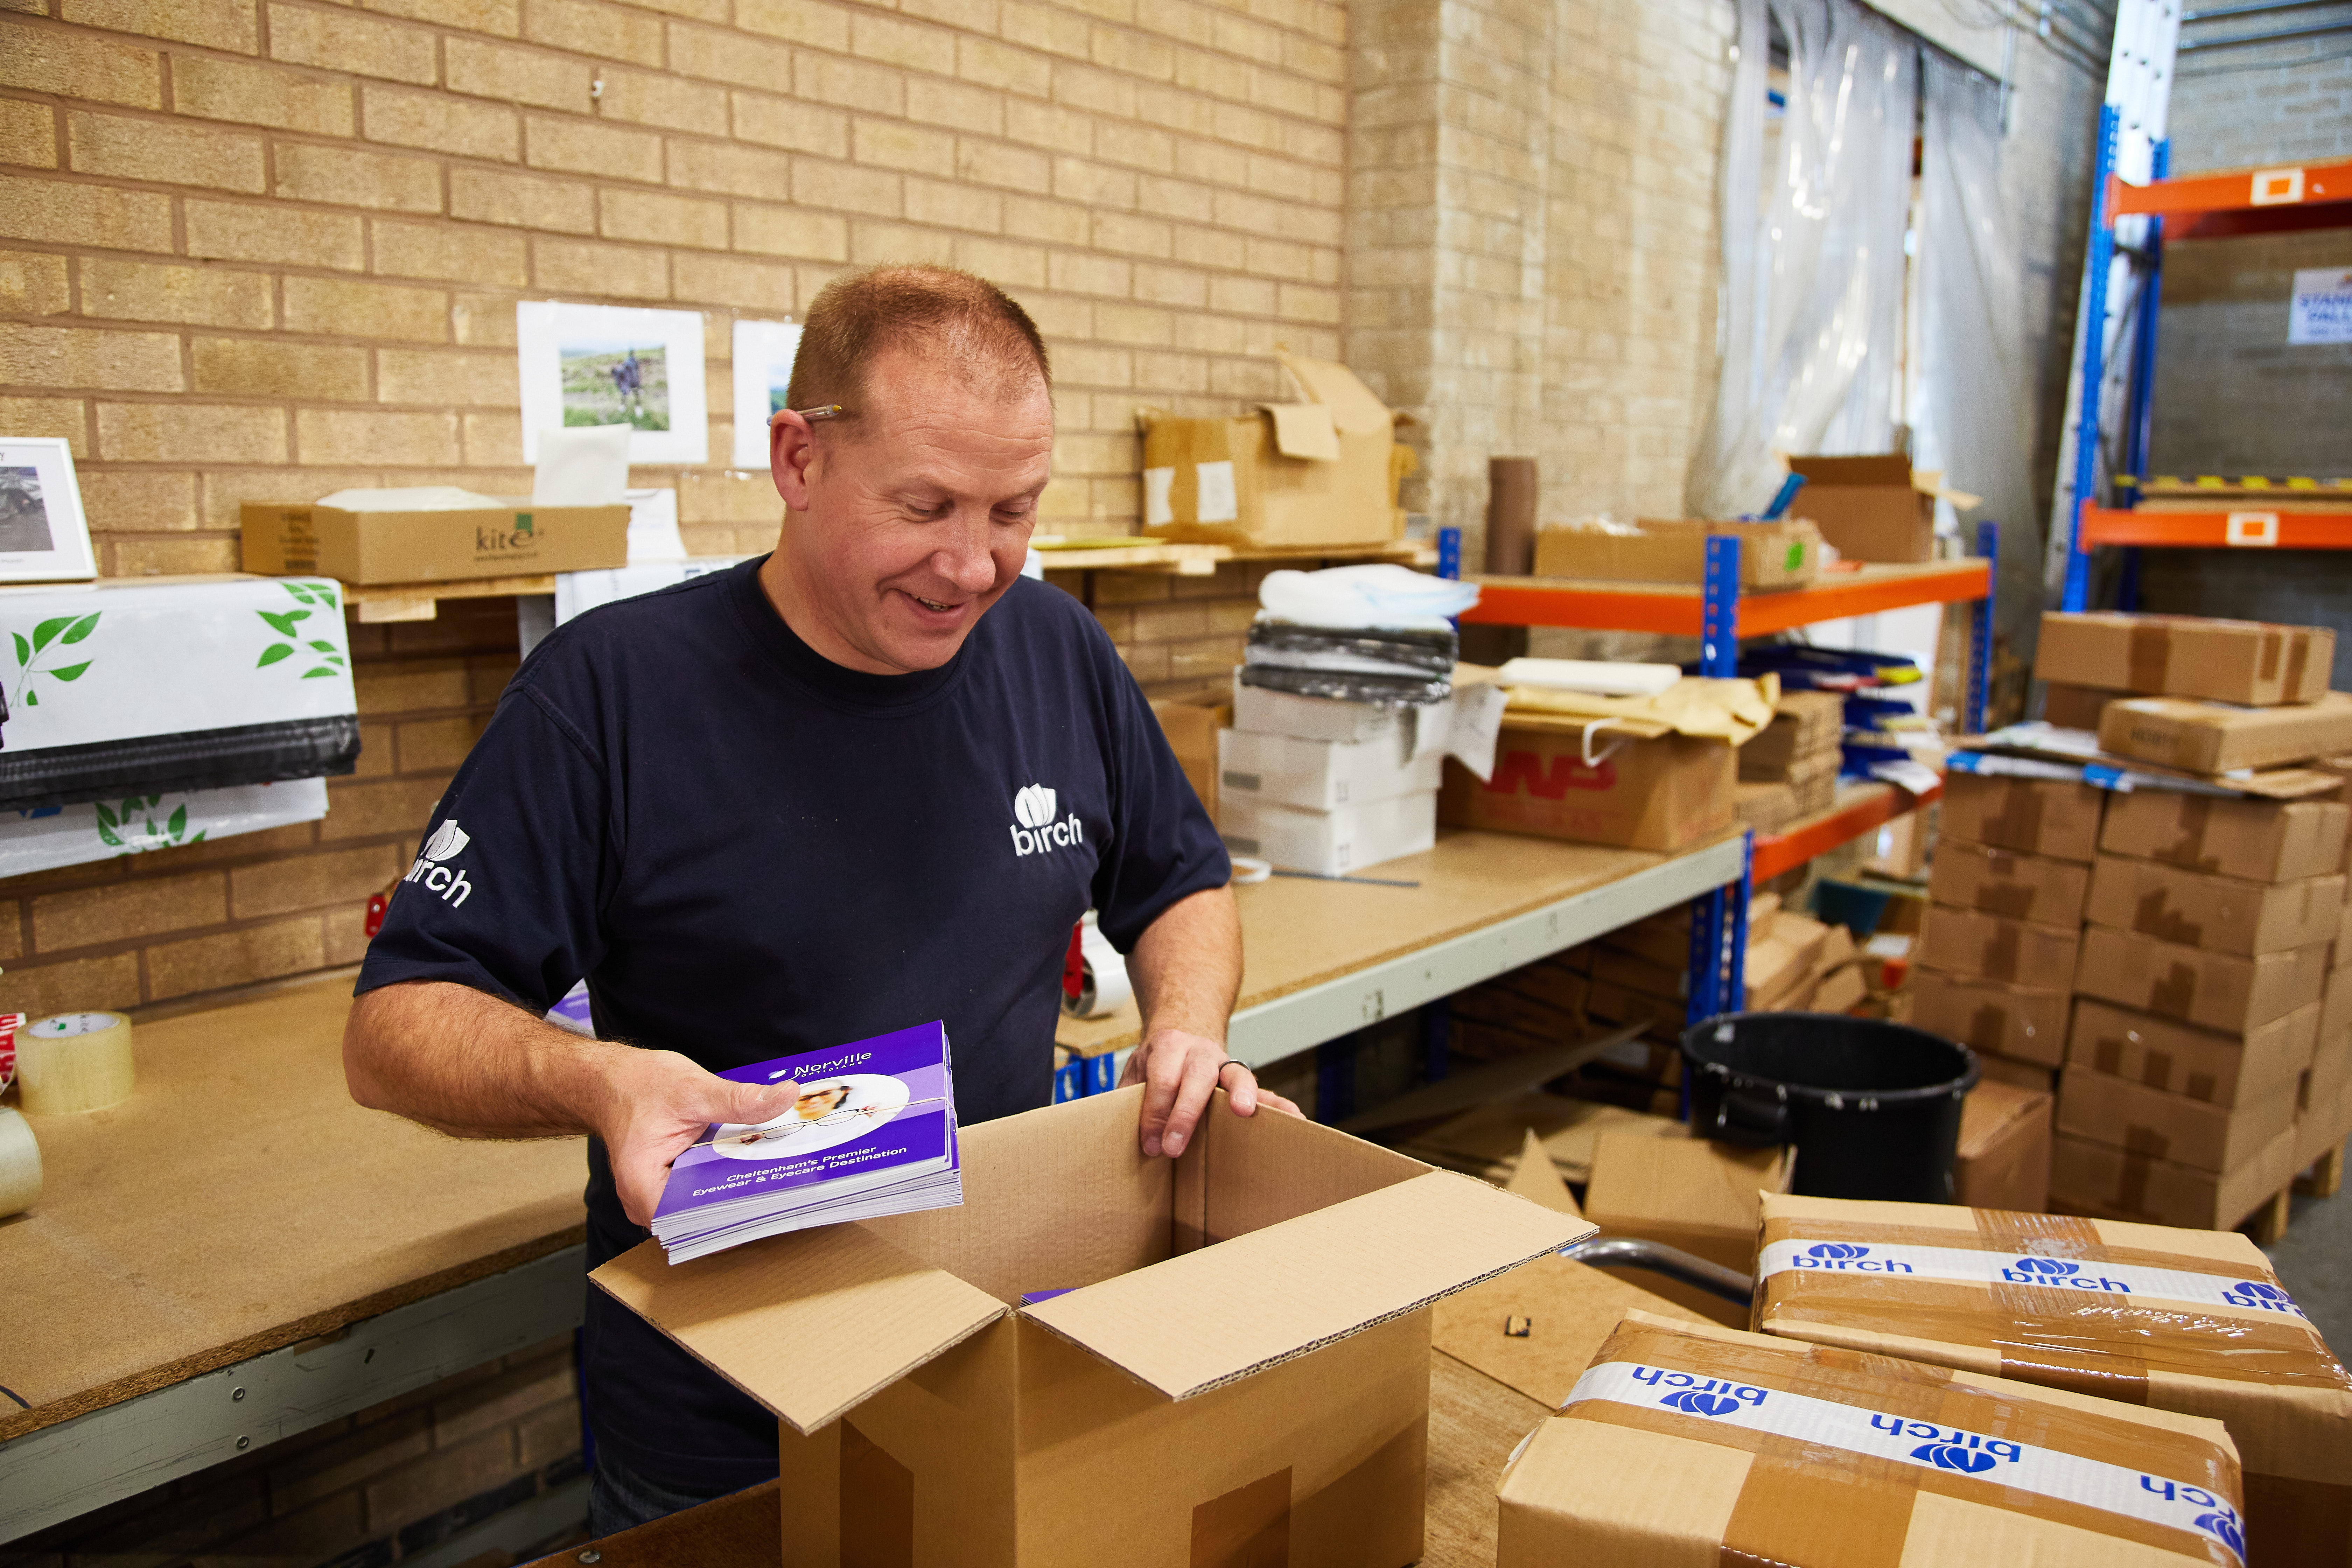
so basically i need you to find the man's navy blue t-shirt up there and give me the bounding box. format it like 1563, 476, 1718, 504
356, 557, 1227, 1489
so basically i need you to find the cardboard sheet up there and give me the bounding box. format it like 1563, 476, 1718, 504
1432, 1252, 1713, 1409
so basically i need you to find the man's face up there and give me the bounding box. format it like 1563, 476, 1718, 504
769, 346, 1053, 674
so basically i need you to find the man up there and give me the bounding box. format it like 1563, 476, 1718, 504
344, 265, 1296, 1535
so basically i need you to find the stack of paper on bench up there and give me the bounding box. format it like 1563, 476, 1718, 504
651, 1021, 961, 1263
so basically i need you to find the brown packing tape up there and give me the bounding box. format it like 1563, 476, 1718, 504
1967, 1002, 2012, 1050
2259, 631, 2282, 685
2282, 632, 2309, 699
1976, 1212, 2151, 1403
1985, 778, 2045, 851
1560, 1322, 2244, 1564
2152, 961, 2200, 1017
2129, 621, 2170, 696
2124, 1122, 2175, 1162
2166, 794, 2218, 873
1984, 921, 2020, 982
2135, 886, 2206, 945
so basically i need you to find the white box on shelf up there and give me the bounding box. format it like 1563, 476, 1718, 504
1230, 668, 1405, 743
1218, 790, 1437, 876
1218, 726, 1444, 812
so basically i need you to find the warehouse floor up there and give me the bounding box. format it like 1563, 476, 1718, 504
2266, 1186, 2352, 1351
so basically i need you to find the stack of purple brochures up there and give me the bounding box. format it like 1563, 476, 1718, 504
651, 1021, 962, 1263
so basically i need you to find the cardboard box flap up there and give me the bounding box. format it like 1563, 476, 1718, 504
1021, 1169, 1589, 1400
590, 1225, 1007, 1436
1276, 350, 1393, 436
1258, 401, 1340, 462
1788, 454, 1912, 487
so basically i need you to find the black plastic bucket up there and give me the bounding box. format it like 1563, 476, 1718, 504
1680, 1012, 1980, 1203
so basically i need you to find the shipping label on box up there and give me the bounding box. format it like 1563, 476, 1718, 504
2076, 925, 2331, 1035
2036, 611, 2336, 707
1752, 1192, 2345, 1563
1927, 840, 2092, 926
1500, 1312, 2248, 1568
241, 502, 631, 583
1954, 1079, 2052, 1212
2099, 788, 2350, 884
1438, 727, 1736, 852
1938, 771, 2106, 862
1917, 905, 2080, 990
2083, 855, 2343, 957
1909, 969, 2070, 1066
2057, 1063, 2300, 1174
2067, 996, 2320, 1109
2101, 691, 2352, 775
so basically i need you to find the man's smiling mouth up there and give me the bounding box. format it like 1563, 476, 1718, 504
914, 595, 953, 612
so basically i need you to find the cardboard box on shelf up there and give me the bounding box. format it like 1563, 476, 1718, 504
2076, 925, 2331, 1035
2056, 1063, 2300, 1174
1217, 790, 1435, 877
1784, 453, 1976, 563
2084, 856, 2344, 957
1228, 671, 1407, 744
1785, 751, 1839, 817
1149, 695, 1227, 826
1531, 517, 1821, 589
2101, 691, 2352, 775
1438, 726, 1736, 852
1137, 351, 1409, 548
1938, 771, 2106, 862
2036, 611, 2336, 707
1909, 969, 2068, 1066
1498, 1312, 2246, 1568
2100, 788, 2351, 884
1452, 982, 1582, 1045
1753, 1192, 2345, 1565
2051, 1126, 2296, 1232
1977, 1054, 2057, 1093
1738, 691, 1844, 778
596, 1086, 1584, 1568
241, 499, 630, 583
1215, 726, 1443, 813
1587, 947, 1685, 1007
1732, 779, 1797, 833
2039, 681, 2121, 730
1954, 1078, 2052, 1211
1582, 1133, 1794, 1328
2068, 996, 2320, 1109
1916, 905, 2081, 990
1926, 840, 2093, 926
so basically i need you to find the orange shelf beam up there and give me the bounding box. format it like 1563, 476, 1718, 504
1461, 559, 1989, 635
1751, 779, 1939, 883
2080, 508, 2352, 550
2110, 158, 2352, 221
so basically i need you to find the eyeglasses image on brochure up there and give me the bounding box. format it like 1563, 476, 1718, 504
707, 1073, 942, 1161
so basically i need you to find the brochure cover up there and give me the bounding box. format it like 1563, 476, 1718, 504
650, 1020, 961, 1262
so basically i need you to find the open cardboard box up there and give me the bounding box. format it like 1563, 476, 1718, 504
594, 1086, 1586, 1568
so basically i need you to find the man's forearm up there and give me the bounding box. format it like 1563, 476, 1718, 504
344, 979, 622, 1141
1126, 884, 1242, 1044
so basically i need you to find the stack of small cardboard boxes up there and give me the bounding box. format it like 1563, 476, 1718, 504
1733, 690, 1842, 833
1212, 673, 1445, 876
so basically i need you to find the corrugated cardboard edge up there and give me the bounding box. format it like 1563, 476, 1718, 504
1020, 1170, 1593, 1402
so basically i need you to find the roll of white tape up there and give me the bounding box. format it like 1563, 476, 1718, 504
1062, 913, 1134, 1020
20, 1010, 136, 1115
0, 1106, 42, 1217
1229, 855, 1272, 885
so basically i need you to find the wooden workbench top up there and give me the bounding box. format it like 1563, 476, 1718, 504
1057, 827, 1684, 1056
0, 975, 586, 1441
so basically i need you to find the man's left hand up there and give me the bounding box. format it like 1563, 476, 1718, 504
1121, 1027, 1304, 1158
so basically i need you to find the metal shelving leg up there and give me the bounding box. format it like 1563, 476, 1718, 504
2116, 138, 2168, 618
1316, 1032, 1357, 1123
1700, 534, 1740, 678
1422, 999, 1450, 1084
2062, 104, 2123, 614
1969, 520, 1997, 735
1436, 526, 1462, 582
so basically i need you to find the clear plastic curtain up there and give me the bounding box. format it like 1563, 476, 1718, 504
1688, 0, 1918, 520
1917, 55, 2039, 645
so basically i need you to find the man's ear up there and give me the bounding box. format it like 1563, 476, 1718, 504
770, 411, 818, 511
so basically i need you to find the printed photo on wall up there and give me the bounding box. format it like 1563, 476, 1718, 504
517, 303, 708, 466
0, 438, 98, 584
730, 318, 805, 469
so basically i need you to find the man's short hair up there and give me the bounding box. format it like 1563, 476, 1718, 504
785, 265, 1050, 424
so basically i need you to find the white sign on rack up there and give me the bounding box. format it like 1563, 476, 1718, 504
2288, 267, 2352, 346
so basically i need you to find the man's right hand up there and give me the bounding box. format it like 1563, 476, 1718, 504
597, 1050, 803, 1227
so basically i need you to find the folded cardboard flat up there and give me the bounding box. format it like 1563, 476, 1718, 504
2037, 611, 2336, 707
1438, 721, 1736, 852
1216, 789, 1435, 877
1784, 453, 1977, 563
241, 499, 631, 583
2102, 692, 2352, 776
1917, 904, 2081, 990
2057, 1062, 2301, 1174
2076, 925, 2332, 1035
1583, 1131, 1794, 1328
1755, 1193, 2341, 1564
1138, 352, 1409, 547
1739, 690, 1844, 777
1939, 771, 2106, 862
1954, 1078, 2052, 1212
1732, 778, 1797, 833
1909, 968, 2069, 1066
594, 1087, 1585, 1568
2068, 996, 2321, 1109
2101, 788, 2351, 884
1500, 1311, 2246, 1568
1531, 517, 1821, 589
2085, 856, 2344, 957
1216, 725, 1442, 812
1928, 840, 2093, 925
1149, 695, 1226, 827
1431, 1254, 1714, 1412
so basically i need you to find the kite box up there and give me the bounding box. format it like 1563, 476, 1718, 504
594, 1086, 1584, 1568
241, 500, 630, 584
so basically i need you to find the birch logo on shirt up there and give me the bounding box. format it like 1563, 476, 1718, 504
404, 818, 475, 906
1009, 783, 1084, 858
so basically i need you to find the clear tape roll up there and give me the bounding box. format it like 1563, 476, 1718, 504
20, 1010, 136, 1115
0, 1106, 41, 1217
